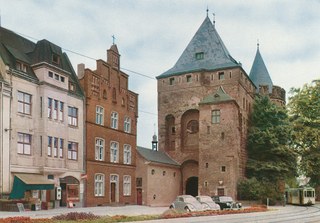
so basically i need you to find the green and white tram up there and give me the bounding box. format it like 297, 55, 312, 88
286, 187, 315, 205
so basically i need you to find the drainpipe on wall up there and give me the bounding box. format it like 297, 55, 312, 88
0, 80, 3, 198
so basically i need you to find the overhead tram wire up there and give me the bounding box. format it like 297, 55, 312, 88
15, 31, 156, 80
15, 30, 158, 114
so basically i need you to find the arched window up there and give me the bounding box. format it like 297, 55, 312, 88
94, 174, 105, 196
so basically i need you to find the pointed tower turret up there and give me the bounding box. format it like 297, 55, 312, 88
249, 44, 273, 93
157, 15, 240, 78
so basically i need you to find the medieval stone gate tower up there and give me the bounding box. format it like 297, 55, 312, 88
157, 15, 285, 199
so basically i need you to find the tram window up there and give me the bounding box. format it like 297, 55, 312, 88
306, 190, 314, 197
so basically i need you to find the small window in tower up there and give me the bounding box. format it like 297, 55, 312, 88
171, 127, 176, 134
173, 172, 176, 177
163, 171, 166, 176
195, 52, 204, 60
186, 75, 192, 83
169, 78, 175, 85
151, 169, 155, 175
221, 132, 225, 140
218, 72, 225, 80
221, 166, 226, 172
205, 163, 208, 168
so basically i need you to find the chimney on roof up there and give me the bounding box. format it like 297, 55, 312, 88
77, 63, 85, 79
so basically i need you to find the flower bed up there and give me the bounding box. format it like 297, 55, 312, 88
0, 206, 268, 223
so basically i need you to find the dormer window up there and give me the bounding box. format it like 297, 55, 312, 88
16, 61, 27, 72
52, 54, 60, 65
195, 52, 204, 60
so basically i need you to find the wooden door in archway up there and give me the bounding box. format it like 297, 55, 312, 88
137, 188, 142, 205
111, 183, 116, 202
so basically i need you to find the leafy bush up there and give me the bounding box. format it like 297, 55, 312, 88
237, 178, 263, 200
52, 212, 100, 221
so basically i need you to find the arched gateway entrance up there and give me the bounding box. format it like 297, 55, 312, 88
186, 177, 198, 196
181, 160, 199, 196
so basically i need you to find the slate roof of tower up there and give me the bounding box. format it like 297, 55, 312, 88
137, 146, 180, 166
157, 16, 240, 79
199, 86, 234, 105
249, 46, 273, 93
0, 26, 83, 97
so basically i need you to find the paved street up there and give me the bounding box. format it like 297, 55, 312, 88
1, 204, 320, 223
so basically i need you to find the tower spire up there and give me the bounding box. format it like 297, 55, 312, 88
206, 6, 209, 17
257, 39, 259, 49
213, 13, 216, 26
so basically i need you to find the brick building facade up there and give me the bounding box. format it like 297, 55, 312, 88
79, 44, 138, 206
156, 15, 285, 200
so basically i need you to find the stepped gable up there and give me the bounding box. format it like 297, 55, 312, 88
249, 45, 273, 93
157, 16, 240, 79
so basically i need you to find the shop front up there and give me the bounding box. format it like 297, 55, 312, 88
8, 173, 54, 211
59, 176, 80, 208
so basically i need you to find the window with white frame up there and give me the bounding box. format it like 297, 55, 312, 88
53, 100, 58, 120
48, 136, 52, 156
48, 98, 52, 118
53, 137, 58, 157
68, 106, 78, 126
59, 138, 64, 158
211, 110, 221, 124
17, 133, 31, 155
95, 138, 104, 161
94, 174, 105, 196
59, 102, 64, 121
124, 117, 131, 133
68, 141, 78, 160
123, 175, 131, 196
17, 91, 31, 115
110, 141, 119, 163
96, 106, 104, 125
111, 112, 118, 129
123, 144, 131, 165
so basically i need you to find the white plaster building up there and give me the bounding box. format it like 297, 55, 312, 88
0, 27, 85, 209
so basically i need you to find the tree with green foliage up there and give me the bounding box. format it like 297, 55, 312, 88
246, 96, 297, 183
288, 80, 320, 185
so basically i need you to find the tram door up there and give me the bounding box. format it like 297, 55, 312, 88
299, 190, 303, 204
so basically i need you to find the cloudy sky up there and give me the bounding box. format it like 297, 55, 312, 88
1, 0, 319, 148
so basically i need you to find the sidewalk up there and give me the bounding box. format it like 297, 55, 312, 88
0, 205, 169, 219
